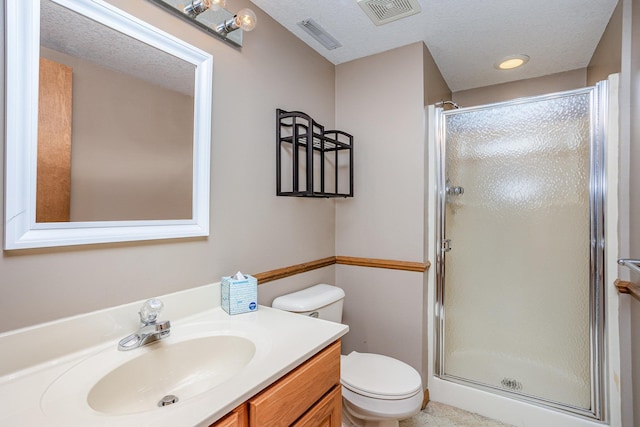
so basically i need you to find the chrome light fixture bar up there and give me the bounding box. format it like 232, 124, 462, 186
148, 0, 257, 48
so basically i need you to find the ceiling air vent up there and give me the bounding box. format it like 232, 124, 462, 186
357, 0, 421, 26
297, 18, 342, 50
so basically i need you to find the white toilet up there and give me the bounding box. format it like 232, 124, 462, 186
272, 284, 423, 427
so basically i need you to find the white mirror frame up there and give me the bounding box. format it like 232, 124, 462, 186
5, 0, 213, 249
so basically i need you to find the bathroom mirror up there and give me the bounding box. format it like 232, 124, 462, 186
4, 0, 213, 249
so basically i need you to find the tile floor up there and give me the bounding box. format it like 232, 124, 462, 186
399, 402, 513, 427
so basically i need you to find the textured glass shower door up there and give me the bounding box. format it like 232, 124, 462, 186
435, 85, 606, 419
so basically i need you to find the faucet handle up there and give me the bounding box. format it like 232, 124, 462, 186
139, 298, 164, 324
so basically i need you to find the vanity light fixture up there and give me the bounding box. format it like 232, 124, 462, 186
149, 0, 257, 47
183, 0, 256, 34
495, 54, 530, 70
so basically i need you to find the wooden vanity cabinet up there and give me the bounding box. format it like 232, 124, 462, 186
210, 340, 341, 427
249, 340, 341, 426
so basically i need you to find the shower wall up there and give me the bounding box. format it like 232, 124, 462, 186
587, 0, 622, 86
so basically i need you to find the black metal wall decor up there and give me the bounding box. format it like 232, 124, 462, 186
276, 109, 353, 198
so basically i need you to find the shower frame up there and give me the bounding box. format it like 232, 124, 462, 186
433, 82, 608, 421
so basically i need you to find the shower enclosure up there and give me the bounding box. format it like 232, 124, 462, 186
434, 82, 607, 420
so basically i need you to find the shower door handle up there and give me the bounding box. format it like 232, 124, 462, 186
442, 239, 452, 252
446, 185, 464, 196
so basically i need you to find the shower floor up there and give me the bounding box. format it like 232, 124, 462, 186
400, 402, 513, 427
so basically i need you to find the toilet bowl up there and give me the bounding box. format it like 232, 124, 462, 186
272, 284, 423, 427
341, 351, 423, 427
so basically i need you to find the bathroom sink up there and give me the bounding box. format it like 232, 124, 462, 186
41, 326, 265, 420
87, 335, 255, 414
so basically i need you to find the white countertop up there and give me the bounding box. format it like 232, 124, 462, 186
0, 283, 348, 426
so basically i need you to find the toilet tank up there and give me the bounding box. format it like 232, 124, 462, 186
272, 284, 345, 323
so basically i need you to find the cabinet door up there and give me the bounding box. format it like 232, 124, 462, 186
292, 386, 342, 427
210, 403, 248, 427
249, 341, 341, 426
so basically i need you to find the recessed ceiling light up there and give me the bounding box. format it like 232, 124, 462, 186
495, 54, 530, 70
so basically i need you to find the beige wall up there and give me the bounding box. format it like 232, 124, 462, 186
334, 42, 449, 380
423, 43, 452, 106
0, 0, 336, 332
452, 68, 587, 107
588, 0, 623, 85
335, 42, 427, 262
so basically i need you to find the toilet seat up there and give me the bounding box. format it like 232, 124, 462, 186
341, 352, 422, 400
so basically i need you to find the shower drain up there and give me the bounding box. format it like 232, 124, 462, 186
158, 394, 179, 407
500, 378, 523, 391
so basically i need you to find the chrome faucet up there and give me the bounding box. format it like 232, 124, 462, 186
118, 299, 171, 351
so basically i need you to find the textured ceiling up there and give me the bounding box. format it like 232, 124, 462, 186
41, 0, 195, 96
248, 0, 619, 92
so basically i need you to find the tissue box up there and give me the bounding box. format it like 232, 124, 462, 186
221, 274, 258, 315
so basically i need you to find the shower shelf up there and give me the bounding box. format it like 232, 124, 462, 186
276, 109, 353, 198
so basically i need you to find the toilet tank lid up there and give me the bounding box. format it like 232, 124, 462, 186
272, 284, 345, 312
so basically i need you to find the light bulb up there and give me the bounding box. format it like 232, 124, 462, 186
234, 8, 257, 32
499, 58, 524, 69
216, 7, 257, 34
210, 0, 226, 10
495, 54, 529, 70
